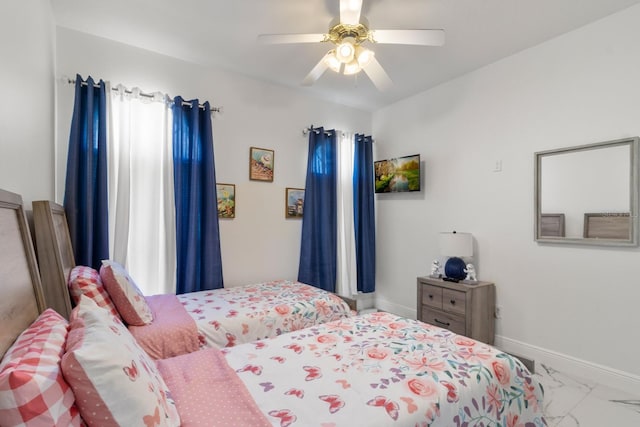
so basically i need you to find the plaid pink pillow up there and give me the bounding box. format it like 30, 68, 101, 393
0, 309, 82, 426
68, 265, 121, 320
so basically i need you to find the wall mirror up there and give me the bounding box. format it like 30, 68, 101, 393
534, 137, 639, 246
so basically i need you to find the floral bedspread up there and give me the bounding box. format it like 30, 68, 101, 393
177, 280, 353, 349
222, 312, 546, 427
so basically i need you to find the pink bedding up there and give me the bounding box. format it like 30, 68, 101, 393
156, 348, 271, 427
177, 280, 353, 350
130, 281, 353, 359
128, 294, 200, 359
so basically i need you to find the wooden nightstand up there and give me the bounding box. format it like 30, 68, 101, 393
337, 294, 357, 312
417, 276, 496, 344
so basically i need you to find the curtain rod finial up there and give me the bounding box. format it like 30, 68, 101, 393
302, 125, 314, 136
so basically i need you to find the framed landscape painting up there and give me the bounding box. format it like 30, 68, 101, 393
216, 183, 235, 218
374, 154, 421, 193
249, 147, 274, 182
285, 188, 304, 218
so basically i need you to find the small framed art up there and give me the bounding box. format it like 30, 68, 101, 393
216, 183, 235, 219
285, 188, 305, 218
249, 147, 274, 182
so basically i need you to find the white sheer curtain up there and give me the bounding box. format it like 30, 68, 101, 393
107, 84, 176, 295
336, 131, 358, 297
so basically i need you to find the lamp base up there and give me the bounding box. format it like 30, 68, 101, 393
444, 257, 467, 281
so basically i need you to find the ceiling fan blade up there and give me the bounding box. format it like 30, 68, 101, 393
340, 0, 362, 25
371, 29, 445, 46
302, 54, 330, 86
257, 33, 326, 44
362, 56, 392, 92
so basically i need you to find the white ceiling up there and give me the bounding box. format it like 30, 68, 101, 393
51, 0, 640, 112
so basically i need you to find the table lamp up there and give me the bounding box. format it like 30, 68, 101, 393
439, 231, 473, 281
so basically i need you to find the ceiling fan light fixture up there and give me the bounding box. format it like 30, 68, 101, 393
343, 59, 362, 75
323, 50, 342, 73
355, 46, 374, 67
335, 38, 356, 63
261, 0, 445, 90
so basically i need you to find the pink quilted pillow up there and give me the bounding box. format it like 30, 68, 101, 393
61, 297, 180, 427
99, 260, 153, 326
68, 265, 121, 319
0, 309, 82, 426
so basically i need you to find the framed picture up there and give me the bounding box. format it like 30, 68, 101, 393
216, 183, 235, 219
374, 154, 421, 193
249, 147, 274, 182
285, 188, 305, 218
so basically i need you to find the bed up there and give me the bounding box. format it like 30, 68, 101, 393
0, 189, 46, 355
1, 188, 547, 427
126, 278, 354, 358
31, 200, 74, 319
31, 200, 354, 359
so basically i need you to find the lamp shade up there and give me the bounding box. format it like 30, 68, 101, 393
323, 50, 342, 73
343, 59, 361, 75
439, 232, 473, 257
336, 39, 356, 63
355, 46, 374, 68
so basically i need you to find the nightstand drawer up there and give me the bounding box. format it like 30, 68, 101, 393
421, 307, 465, 336
421, 284, 443, 309
442, 288, 466, 316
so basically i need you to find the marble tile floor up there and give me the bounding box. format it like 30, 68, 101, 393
537, 364, 640, 426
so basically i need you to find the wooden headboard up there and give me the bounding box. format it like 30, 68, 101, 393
0, 189, 46, 357
32, 200, 75, 319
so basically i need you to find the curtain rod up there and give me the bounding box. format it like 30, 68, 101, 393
302, 125, 327, 136
301, 125, 372, 142
67, 78, 222, 113
302, 125, 343, 137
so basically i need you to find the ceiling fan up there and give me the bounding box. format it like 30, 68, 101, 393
257, 0, 445, 91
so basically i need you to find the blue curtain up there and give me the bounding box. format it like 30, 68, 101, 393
172, 97, 223, 294
63, 75, 109, 271
298, 127, 337, 292
353, 134, 376, 293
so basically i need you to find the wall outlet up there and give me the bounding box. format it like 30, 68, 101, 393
495, 305, 503, 319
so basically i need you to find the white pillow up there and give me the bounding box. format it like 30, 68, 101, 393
61, 297, 180, 427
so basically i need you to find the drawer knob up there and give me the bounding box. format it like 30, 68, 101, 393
450, 299, 456, 305
434, 318, 451, 327
428, 294, 434, 299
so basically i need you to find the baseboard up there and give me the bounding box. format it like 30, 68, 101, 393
374, 296, 416, 319
495, 335, 640, 396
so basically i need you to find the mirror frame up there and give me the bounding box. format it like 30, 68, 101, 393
534, 137, 639, 246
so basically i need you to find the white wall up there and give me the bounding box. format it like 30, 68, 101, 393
0, 0, 55, 207
373, 4, 640, 386
55, 27, 371, 287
